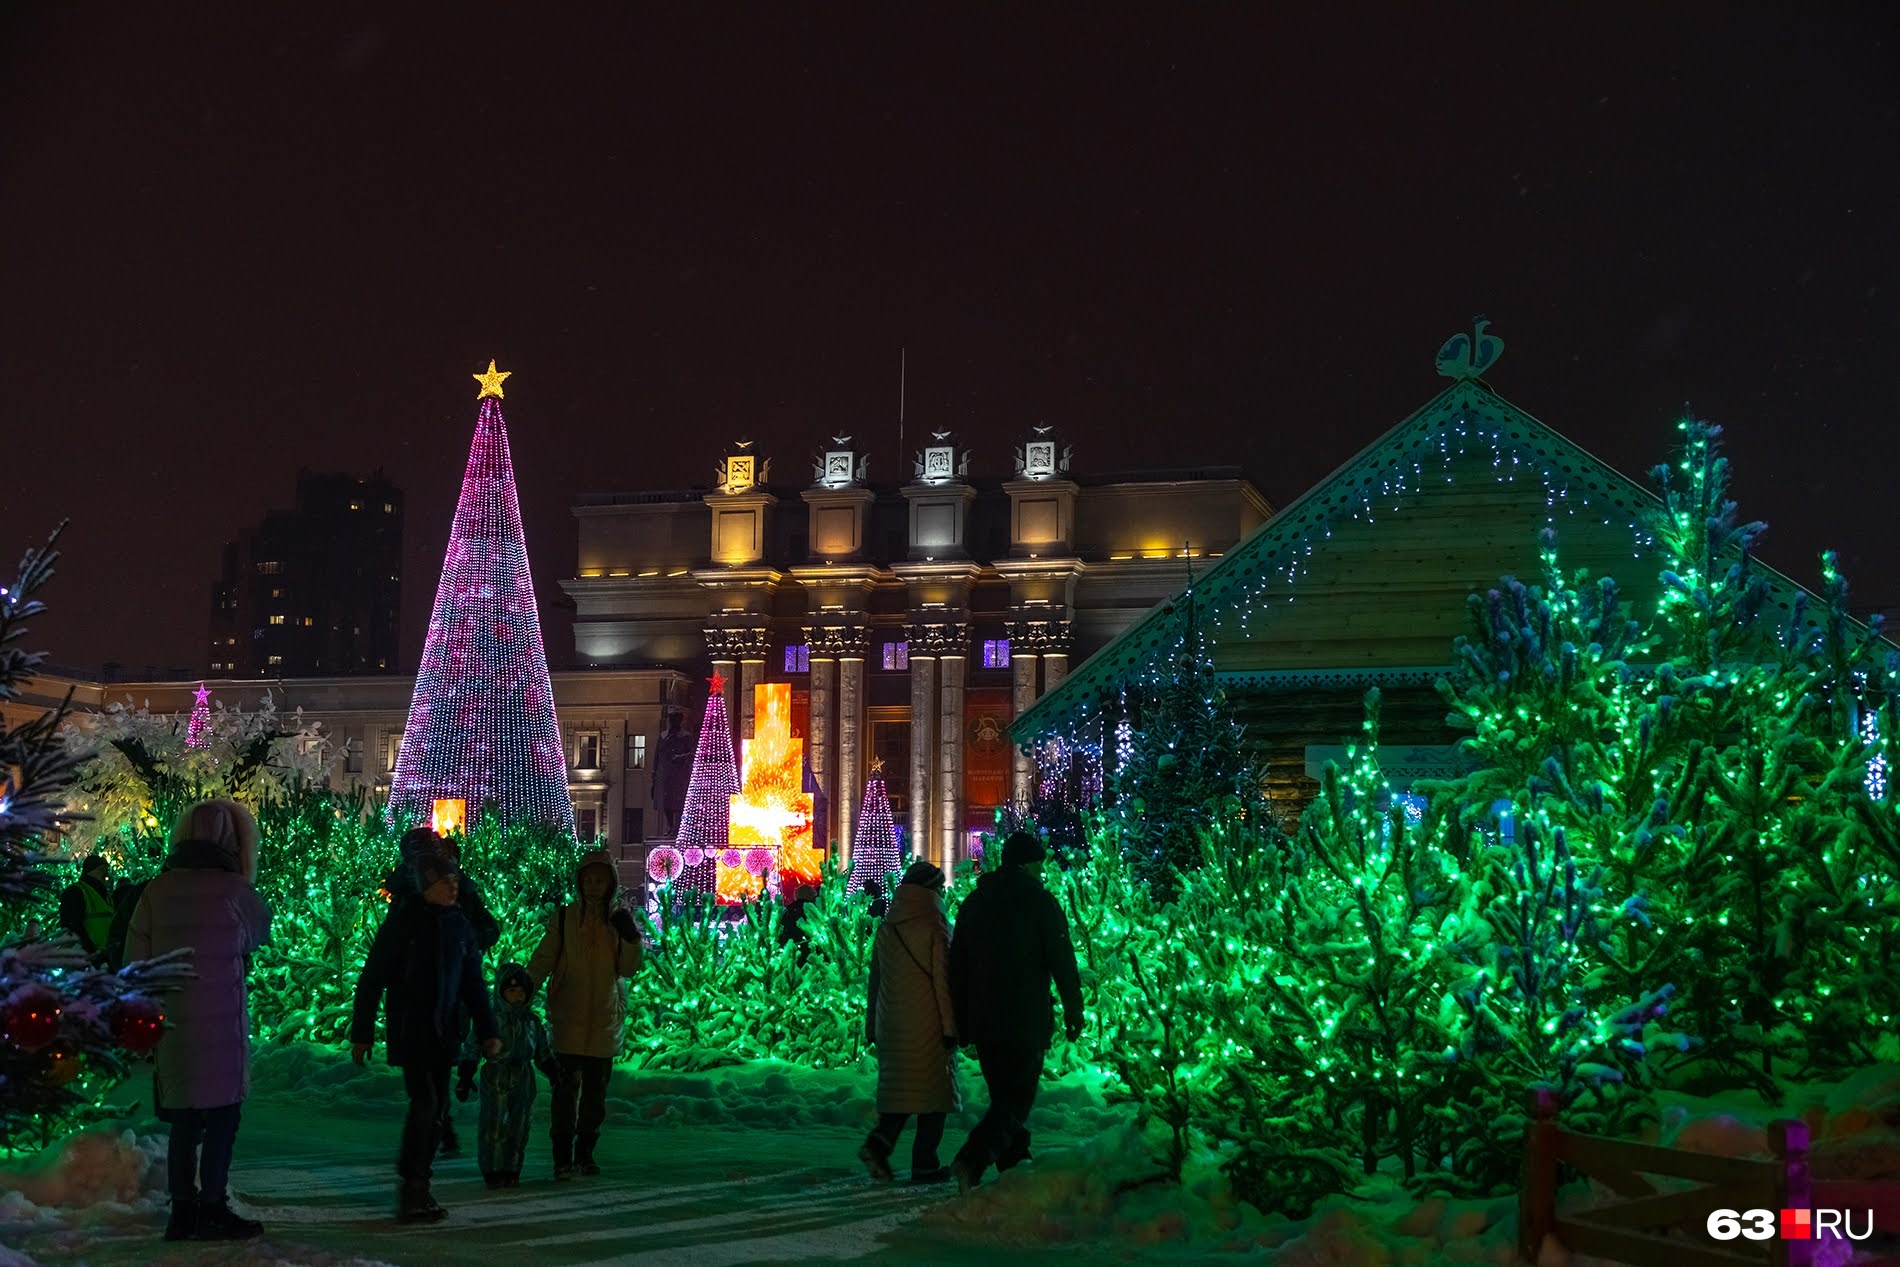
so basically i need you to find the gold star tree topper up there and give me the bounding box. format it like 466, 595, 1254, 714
473, 359, 512, 399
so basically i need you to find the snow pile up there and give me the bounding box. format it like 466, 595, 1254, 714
0, 1128, 165, 1211
921, 1118, 1527, 1261
1654, 1063, 1900, 1180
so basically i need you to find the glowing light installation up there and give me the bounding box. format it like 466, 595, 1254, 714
185, 684, 212, 750
387, 363, 574, 834
846, 758, 902, 895
723, 683, 817, 903
672, 674, 739, 894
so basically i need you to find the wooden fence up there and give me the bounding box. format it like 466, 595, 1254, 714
1516, 1087, 1900, 1267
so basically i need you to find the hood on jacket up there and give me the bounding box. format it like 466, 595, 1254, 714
164, 837, 242, 873
574, 847, 618, 903
887, 879, 945, 923
494, 961, 534, 1000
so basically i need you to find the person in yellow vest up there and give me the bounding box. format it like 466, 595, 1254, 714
59, 854, 116, 965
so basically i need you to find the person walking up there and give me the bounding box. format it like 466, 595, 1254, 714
526, 848, 643, 1179
125, 800, 273, 1242
350, 851, 501, 1223
457, 963, 560, 1187
58, 854, 115, 964
416, 829, 499, 1159
858, 861, 959, 1185
947, 830, 1084, 1194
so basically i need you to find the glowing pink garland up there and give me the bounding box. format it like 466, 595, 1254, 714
670, 678, 738, 892
185, 684, 212, 750
847, 767, 902, 894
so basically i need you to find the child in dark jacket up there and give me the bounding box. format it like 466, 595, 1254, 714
457, 963, 560, 1187
351, 851, 501, 1223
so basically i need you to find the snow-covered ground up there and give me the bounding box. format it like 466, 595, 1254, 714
4, 1049, 1898, 1266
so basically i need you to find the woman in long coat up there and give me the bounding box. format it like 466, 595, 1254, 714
858, 860, 960, 1184
127, 799, 273, 1242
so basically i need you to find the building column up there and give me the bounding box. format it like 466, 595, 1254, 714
838, 650, 865, 859
809, 653, 834, 847
908, 655, 936, 862
1043, 651, 1069, 694
1011, 652, 1039, 804
938, 652, 966, 881
739, 657, 763, 739
712, 656, 737, 728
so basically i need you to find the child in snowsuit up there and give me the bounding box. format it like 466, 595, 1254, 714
457, 963, 560, 1188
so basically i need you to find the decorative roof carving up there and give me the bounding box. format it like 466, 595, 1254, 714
1435, 318, 1504, 381
1014, 424, 1072, 480
1004, 617, 1073, 654
716, 440, 771, 494
914, 430, 971, 485
803, 623, 871, 658
812, 435, 870, 488
703, 622, 773, 659
904, 620, 969, 656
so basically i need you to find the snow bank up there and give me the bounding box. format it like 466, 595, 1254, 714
0, 1128, 164, 1210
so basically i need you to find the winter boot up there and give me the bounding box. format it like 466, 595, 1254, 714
483, 1171, 505, 1189
438, 1121, 462, 1158
552, 1133, 576, 1181
397, 1178, 447, 1223
857, 1137, 895, 1183
163, 1200, 198, 1242
952, 1155, 981, 1195
194, 1200, 263, 1240
576, 1133, 601, 1176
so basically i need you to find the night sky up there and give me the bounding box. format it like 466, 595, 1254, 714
3, 4, 1896, 676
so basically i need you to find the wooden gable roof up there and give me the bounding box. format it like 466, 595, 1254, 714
1013, 378, 1825, 745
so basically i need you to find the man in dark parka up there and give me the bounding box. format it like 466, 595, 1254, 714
947, 830, 1084, 1193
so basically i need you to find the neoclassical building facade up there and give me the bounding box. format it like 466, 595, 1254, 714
563, 428, 1270, 875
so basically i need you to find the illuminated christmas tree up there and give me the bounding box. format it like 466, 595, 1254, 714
725, 683, 817, 903
184, 683, 212, 749
387, 362, 574, 834
671, 675, 738, 894
846, 758, 901, 895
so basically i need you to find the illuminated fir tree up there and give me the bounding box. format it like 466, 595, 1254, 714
672, 676, 738, 894
846, 759, 901, 895
184, 683, 212, 750
1, 529, 191, 1149
388, 362, 573, 834
1116, 585, 1255, 895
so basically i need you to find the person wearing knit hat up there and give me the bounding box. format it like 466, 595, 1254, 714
946, 830, 1084, 1194
858, 858, 960, 1184
351, 850, 502, 1223
527, 847, 644, 1179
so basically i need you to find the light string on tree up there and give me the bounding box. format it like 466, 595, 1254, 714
387, 362, 575, 834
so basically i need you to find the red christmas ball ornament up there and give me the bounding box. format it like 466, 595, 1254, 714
112, 995, 166, 1055
2, 984, 63, 1052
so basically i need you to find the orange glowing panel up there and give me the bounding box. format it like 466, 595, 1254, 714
431, 798, 467, 836
722, 683, 819, 901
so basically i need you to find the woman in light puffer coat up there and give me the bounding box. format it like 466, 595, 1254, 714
127, 799, 272, 1243
857, 860, 960, 1184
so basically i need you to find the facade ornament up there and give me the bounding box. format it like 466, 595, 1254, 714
702, 621, 773, 659
1005, 616, 1074, 654
803, 622, 871, 658
811, 435, 870, 488
905, 619, 970, 657
1014, 424, 1072, 480
716, 439, 770, 493
1435, 318, 1504, 380
914, 430, 970, 484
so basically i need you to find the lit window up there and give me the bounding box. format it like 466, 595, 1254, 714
268, 614, 286, 626
349, 501, 361, 511
303, 617, 315, 627
270, 588, 283, 598
982, 639, 1011, 668
384, 502, 395, 513
226, 637, 236, 645
575, 732, 600, 769
576, 806, 600, 841
882, 641, 909, 670
267, 654, 283, 667
628, 733, 647, 769
256, 561, 282, 574
785, 644, 810, 673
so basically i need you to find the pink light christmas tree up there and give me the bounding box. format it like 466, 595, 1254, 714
184, 684, 212, 750
847, 758, 902, 896
387, 361, 574, 834
667, 674, 739, 893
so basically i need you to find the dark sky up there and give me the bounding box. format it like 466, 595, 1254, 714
3, 4, 1896, 676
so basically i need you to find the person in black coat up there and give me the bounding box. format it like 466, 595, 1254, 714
351, 851, 501, 1223
947, 830, 1085, 1193
57, 855, 115, 964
